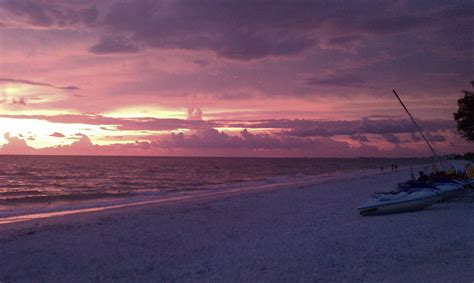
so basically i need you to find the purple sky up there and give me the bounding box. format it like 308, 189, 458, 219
0, 0, 472, 157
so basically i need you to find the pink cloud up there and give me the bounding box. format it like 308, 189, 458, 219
156, 128, 378, 157
1, 132, 34, 154
0, 114, 217, 131
187, 108, 203, 121
50, 132, 65, 138
0, 114, 456, 137
0, 128, 472, 158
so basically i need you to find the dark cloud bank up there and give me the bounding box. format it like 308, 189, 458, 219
0, 77, 79, 90
2, 0, 470, 61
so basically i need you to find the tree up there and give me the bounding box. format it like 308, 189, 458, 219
453, 81, 474, 141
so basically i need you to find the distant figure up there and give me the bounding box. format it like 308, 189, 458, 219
410, 166, 415, 180
381, 165, 384, 173
391, 164, 394, 171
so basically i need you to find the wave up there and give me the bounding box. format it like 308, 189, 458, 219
0, 167, 392, 223
0, 192, 131, 205
0, 190, 44, 196
0, 156, 432, 220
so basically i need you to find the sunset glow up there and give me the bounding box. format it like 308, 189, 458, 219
0, 0, 472, 157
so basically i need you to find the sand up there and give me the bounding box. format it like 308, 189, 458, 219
1, 169, 473, 282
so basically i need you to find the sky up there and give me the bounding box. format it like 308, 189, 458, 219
0, 0, 472, 157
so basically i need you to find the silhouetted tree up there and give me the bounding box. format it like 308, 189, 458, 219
453, 81, 474, 141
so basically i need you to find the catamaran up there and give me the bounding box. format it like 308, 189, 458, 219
358, 90, 473, 216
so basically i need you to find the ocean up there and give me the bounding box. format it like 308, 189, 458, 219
0, 155, 429, 217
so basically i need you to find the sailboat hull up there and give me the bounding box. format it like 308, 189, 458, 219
358, 190, 443, 216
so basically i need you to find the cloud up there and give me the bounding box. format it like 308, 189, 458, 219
326, 35, 365, 46
50, 132, 65, 138
89, 36, 139, 54
1, 0, 469, 65
155, 128, 366, 156
304, 74, 367, 88
187, 108, 203, 121
83, 0, 470, 61
11, 97, 27, 105
321, 1, 471, 36
410, 132, 421, 142
93, 0, 322, 60
192, 59, 209, 67
158, 128, 241, 149
425, 132, 446, 143
68, 134, 93, 149
0, 128, 468, 158
382, 133, 401, 144
152, 128, 444, 157
1, 96, 28, 106
0, 114, 455, 139
0, 114, 219, 131
100, 126, 117, 131
351, 134, 369, 143
367, 115, 403, 119
0, 1, 98, 28
40, 135, 97, 154
410, 132, 447, 143
319, 35, 366, 52
1, 132, 34, 154
0, 132, 145, 156
278, 118, 455, 137
0, 77, 79, 91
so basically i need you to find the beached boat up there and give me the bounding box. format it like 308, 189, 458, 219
432, 180, 465, 198
358, 90, 472, 217
358, 188, 443, 216
398, 178, 465, 198
358, 177, 470, 216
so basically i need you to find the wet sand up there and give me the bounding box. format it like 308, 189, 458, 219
1, 169, 473, 282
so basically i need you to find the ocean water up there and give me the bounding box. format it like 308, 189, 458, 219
0, 155, 429, 217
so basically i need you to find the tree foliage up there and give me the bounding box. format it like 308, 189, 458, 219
453, 81, 474, 141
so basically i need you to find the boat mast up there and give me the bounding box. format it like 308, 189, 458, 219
392, 89, 446, 170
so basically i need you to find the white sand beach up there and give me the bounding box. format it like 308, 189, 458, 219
1, 168, 473, 282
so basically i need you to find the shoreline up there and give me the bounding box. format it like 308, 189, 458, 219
1, 168, 472, 281
0, 164, 425, 222
0, 169, 381, 227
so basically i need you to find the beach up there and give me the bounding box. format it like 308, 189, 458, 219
1, 168, 473, 282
